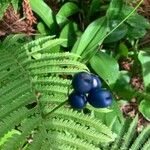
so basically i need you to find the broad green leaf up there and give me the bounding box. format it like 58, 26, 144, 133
106, 0, 123, 20
122, 5, 150, 30
90, 51, 119, 87
56, 2, 79, 26
139, 100, 150, 121
104, 21, 127, 43
59, 22, 78, 47
29, 0, 54, 28
37, 22, 47, 34
138, 51, 150, 91
117, 42, 128, 58
72, 17, 108, 59
127, 26, 147, 39
89, 0, 101, 17
113, 71, 135, 99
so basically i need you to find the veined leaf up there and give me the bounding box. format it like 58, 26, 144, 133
139, 100, 150, 121
59, 22, 78, 47
72, 17, 108, 59
113, 71, 135, 99
138, 51, 150, 91
56, 2, 79, 26
90, 51, 119, 88
106, 0, 123, 20
29, 0, 54, 28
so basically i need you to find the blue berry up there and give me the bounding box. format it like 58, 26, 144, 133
72, 72, 93, 94
69, 92, 87, 109
91, 74, 102, 89
87, 88, 112, 108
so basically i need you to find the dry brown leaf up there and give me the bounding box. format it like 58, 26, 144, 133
0, 0, 36, 36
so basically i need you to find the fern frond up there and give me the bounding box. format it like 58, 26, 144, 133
0, 77, 29, 96
35, 84, 69, 94
110, 118, 131, 150
41, 94, 66, 104
0, 0, 11, 19
25, 38, 67, 55
1, 117, 40, 150
120, 115, 138, 150
50, 144, 76, 150
47, 131, 100, 150
1, 34, 26, 51
0, 82, 31, 105
0, 57, 13, 67
26, 129, 48, 150
30, 67, 86, 75
32, 76, 71, 86
0, 0, 20, 19
0, 107, 34, 138
49, 108, 115, 139
34, 52, 81, 60
130, 125, 150, 150
0, 93, 35, 118
106, 116, 150, 150
40, 142, 51, 150
141, 138, 150, 150
0, 36, 114, 149
45, 118, 114, 144
0, 65, 22, 81
28, 59, 86, 69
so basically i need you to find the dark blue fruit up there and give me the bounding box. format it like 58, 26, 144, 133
87, 89, 112, 108
72, 72, 93, 94
69, 92, 87, 109
91, 74, 102, 89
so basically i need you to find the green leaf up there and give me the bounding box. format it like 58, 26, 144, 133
117, 42, 128, 58
106, 0, 123, 20
138, 51, 150, 91
37, 22, 47, 34
72, 17, 108, 59
113, 71, 135, 99
56, 2, 79, 26
89, 0, 101, 17
29, 0, 54, 28
127, 25, 147, 39
122, 5, 150, 29
90, 51, 119, 88
104, 21, 127, 43
139, 100, 150, 121
59, 22, 78, 47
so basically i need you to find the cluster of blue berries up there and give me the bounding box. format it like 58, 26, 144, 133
69, 72, 113, 109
